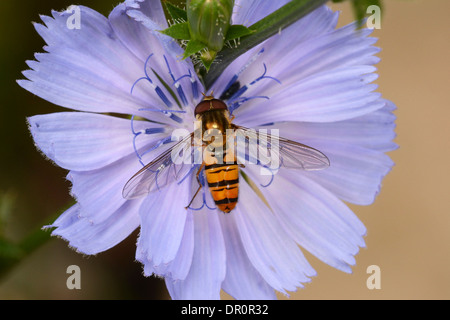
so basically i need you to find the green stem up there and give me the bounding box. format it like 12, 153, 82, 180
203, 0, 329, 90
0, 212, 60, 281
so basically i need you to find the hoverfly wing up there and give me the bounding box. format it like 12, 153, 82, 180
276, 136, 330, 170
122, 132, 195, 199
233, 125, 329, 171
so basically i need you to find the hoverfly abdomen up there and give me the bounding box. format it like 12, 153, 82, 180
205, 163, 239, 213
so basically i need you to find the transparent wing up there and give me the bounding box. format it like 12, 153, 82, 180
233, 125, 330, 170
122, 132, 196, 199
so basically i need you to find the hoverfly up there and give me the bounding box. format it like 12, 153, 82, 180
122, 94, 330, 213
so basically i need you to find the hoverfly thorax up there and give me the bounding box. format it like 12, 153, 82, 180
194, 95, 231, 135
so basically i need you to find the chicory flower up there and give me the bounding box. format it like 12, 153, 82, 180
19, 0, 396, 299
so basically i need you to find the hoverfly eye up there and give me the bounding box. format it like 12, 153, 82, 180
194, 100, 209, 115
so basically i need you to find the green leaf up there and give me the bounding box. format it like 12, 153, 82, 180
164, 1, 187, 21
160, 21, 191, 40
183, 39, 207, 59
203, 0, 328, 89
0, 191, 16, 237
0, 210, 62, 280
225, 24, 255, 41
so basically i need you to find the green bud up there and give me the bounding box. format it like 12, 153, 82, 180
186, 0, 234, 52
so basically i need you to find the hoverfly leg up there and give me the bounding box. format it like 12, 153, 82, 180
185, 163, 205, 210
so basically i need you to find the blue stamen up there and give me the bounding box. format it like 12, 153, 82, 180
138, 107, 186, 114
132, 132, 143, 165
221, 74, 239, 98
228, 85, 248, 102
175, 83, 188, 106
229, 95, 270, 114
145, 128, 165, 134
250, 63, 282, 85
178, 69, 199, 99
221, 47, 265, 99
131, 114, 167, 165
139, 136, 173, 160
168, 112, 184, 123
143, 53, 154, 80
130, 77, 149, 95
155, 86, 173, 108
186, 169, 216, 211
164, 55, 189, 106
178, 164, 198, 185
131, 53, 173, 108
155, 170, 162, 192
136, 107, 186, 124
260, 122, 275, 126
260, 165, 275, 188
130, 114, 140, 135
173, 69, 196, 102
226, 61, 281, 115
228, 64, 280, 104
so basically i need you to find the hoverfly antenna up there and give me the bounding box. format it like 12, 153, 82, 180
201, 91, 215, 101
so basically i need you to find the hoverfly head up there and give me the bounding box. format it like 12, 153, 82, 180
194, 93, 228, 116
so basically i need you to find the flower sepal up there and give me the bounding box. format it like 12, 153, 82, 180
160, 0, 253, 71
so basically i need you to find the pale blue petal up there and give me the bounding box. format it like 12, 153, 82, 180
66, 154, 142, 224
236, 66, 383, 126
20, 7, 155, 114
125, 0, 168, 27
109, 2, 167, 64
232, 0, 290, 26
262, 22, 379, 92
265, 99, 397, 153
137, 175, 191, 267
138, 208, 195, 281
66, 145, 178, 225
303, 141, 394, 205
28, 112, 166, 171
47, 201, 140, 255
233, 179, 315, 295
126, 4, 183, 59
18, 6, 183, 125
218, 213, 276, 300
245, 166, 366, 273
252, 100, 396, 205
165, 208, 226, 300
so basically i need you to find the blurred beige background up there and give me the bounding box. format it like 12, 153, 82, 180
1, 0, 449, 300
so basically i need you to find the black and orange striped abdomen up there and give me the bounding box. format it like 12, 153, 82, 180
205, 164, 239, 213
